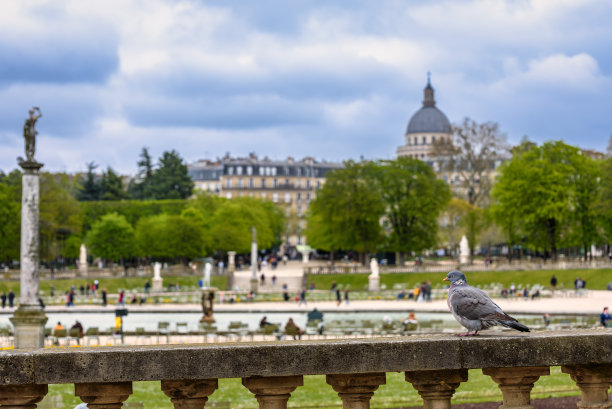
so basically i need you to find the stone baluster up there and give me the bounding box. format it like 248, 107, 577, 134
562, 365, 612, 409
0, 384, 47, 409
326, 373, 386, 409
161, 379, 218, 409
405, 369, 468, 409
75, 382, 132, 409
242, 376, 303, 409
482, 366, 550, 409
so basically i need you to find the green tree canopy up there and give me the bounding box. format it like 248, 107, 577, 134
135, 213, 204, 261
374, 157, 451, 258
128, 147, 155, 200
100, 167, 128, 201
0, 182, 20, 263
305, 161, 384, 260
86, 213, 135, 263
77, 162, 101, 201
150, 150, 194, 199
492, 141, 599, 260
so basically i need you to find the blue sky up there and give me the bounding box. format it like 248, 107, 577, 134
0, 0, 611, 174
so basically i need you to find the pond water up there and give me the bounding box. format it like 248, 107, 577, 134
0, 311, 584, 332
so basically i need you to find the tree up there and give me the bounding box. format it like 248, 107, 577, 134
86, 213, 134, 265
597, 157, 612, 249
39, 173, 83, 263
128, 147, 155, 200
77, 162, 101, 201
135, 214, 204, 261
491, 141, 592, 261
432, 118, 509, 206
150, 150, 194, 199
305, 161, 384, 263
373, 157, 451, 262
0, 182, 20, 264
100, 167, 127, 201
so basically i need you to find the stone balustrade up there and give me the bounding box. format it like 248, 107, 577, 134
0, 330, 610, 408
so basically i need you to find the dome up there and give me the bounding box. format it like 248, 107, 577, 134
405, 77, 451, 134
406, 106, 451, 134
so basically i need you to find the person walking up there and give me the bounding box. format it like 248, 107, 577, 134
0, 292, 6, 308
102, 288, 108, 307
8, 289, 15, 308
601, 307, 611, 328
550, 275, 558, 295
298, 288, 307, 306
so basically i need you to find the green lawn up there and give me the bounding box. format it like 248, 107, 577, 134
0, 276, 228, 297
307, 268, 612, 291
41, 367, 579, 409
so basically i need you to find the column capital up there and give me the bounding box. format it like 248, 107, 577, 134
483, 366, 550, 409
242, 376, 303, 409
405, 369, 468, 409
326, 373, 386, 409
75, 382, 132, 409
0, 384, 47, 409
161, 379, 218, 409
561, 365, 612, 409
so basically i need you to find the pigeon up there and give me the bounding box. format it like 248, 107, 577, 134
444, 270, 530, 336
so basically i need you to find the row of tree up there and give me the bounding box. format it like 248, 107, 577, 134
305, 157, 451, 264
77, 148, 194, 201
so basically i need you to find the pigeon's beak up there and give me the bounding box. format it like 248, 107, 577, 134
442, 277, 449, 281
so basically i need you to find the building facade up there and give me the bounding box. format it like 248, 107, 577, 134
188, 153, 343, 246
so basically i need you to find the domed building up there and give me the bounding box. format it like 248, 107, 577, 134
397, 76, 452, 160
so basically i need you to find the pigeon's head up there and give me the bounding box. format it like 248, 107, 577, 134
443, 270, 467, 285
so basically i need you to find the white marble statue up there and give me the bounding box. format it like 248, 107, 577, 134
79, 244, 87, 270
460, 235, 470, 264
154, 262, 161, 279
203, 262, 212, 288
370, 258, 379, 277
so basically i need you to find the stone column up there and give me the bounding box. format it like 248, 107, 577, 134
482, 366, 550, 409
326, 373, 386, 409
10, 160, 47, 349
161, 379, 218, 409
562, 365, 612, 409
75, 382, 132, 409
242, 376, 303, 409
405, 369, 468, 409
228, 251, 236, 273
0, 384, 48, 408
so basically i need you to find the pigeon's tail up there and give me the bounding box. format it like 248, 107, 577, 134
500, 320, 530, 332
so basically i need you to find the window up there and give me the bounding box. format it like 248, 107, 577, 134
285, 179, 289, 185
236, 166, 242, 175
261, 178, 265, 188
265, 167, 271, 176
296, 167, 301, 176
246, 166, 252, 175
432, 136, 436, 143
297, 193, 302, 202
226, 192, 232, 199
249, 178, 254, 188
228, 167, 234, 175
238, 178, 243, 188
271, 167, 277, 176
226, 179, 232, 188
316, 181, 321, 189
284, 193, 290, 203
306, 193, 311, 202
297, 205, 302, 216
259, 167, 264, 176
306, 180, 311, 189
296, 179, 302, 188
423, 136, 427, 145
414, 137, 418, 145
273, 178, 278, 188
273, 193, 278, 203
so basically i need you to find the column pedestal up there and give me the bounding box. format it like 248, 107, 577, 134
10, 306, 48, 349
368, 276, 380, 292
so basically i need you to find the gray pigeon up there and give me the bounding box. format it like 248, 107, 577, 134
444, 270, 530, 336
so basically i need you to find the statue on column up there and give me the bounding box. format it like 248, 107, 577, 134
23, 107, 42, 162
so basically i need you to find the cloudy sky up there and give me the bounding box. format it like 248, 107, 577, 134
1, 0, 611, 174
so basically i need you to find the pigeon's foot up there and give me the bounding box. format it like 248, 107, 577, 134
456, 331, 472, 337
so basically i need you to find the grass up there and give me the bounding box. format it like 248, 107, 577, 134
40, 367, 579, 409
307, 268, 612, 291
0, 276, 228, 297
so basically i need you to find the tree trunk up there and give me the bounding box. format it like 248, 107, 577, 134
547, 218, 558, 262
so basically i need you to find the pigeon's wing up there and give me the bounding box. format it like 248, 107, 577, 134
449, 286, 506, 321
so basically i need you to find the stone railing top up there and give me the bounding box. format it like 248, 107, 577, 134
1, 330, 610, 385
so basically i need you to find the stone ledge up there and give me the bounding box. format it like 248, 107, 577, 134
0, 330, 609, 385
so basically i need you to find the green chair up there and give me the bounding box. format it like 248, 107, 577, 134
85, 327, 100, 346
